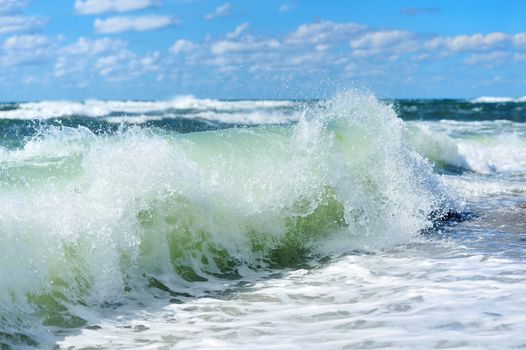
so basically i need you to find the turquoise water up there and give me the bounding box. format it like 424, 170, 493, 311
0, 91, 525, 349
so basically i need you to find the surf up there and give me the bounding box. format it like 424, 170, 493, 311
0, 90, 456, 348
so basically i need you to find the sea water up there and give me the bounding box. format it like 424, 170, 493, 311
0, 91, 525, 349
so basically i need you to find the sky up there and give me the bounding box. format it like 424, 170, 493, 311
0, 0, 526, 101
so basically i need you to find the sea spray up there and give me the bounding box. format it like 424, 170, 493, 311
0, 90, 456, 348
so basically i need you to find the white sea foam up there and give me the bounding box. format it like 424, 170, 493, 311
443, 174, 526, 199
58, 248, 526, 350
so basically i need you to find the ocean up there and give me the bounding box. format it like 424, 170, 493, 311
0, 91, 525, 349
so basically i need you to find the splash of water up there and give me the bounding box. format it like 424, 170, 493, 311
0, 90, 456, 347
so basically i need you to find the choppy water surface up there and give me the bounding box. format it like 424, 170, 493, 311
0, 92, 525, 349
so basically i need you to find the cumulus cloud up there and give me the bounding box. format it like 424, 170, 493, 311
96, 49, 134, 75
4, 14, 526, 96
61, 37, 128, 55
0, 15, 46, 34
166, 19, 526, 79
424, 32, 515, 52
1, 34, 54, 66
49, 19, 526, 88
170, 39, 197, 55
350, 30, 414, 50
170, 21, 366, 73
0, 0, 28, 14
55, 37, 125, 77
94, 15, 176, 33
55, 36, 161, 81
204, 3, 231, 20
285, 21, 365, 45
3, 34, 49, 49
211, 38, 280, 55
75, 0, 160, 15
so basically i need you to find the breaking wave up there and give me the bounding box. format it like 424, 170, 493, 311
0, 91, 456, 348
0, 96, 302, 124
406, 120, 526, 174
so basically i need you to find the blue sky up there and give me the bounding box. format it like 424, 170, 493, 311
1, 0, 525, 100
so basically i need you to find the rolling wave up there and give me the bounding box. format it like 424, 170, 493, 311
0, 96, 302, 122
0, 91, 456, 347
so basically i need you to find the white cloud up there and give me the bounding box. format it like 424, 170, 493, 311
55, 36, 162, 81
94, 15, 176, 33
211, 38, 280, 55
285, 21, 365, 46
1, 34, 54, 66
350, 30, 414, 50
55, 37, 130, 77
75, 0, 160, 15
3, 34, 49, 50
204, 3, 231, 20
168, 20, 526, 80
0, 15, 46, 34
4, 16, 526, 95
170, 39, 197, 55
0, 0, 28, 14
96, 50, 134, 76
226, 22, 249, 39
61, 37, 128, 55
204, 21, 373, 71
424, 33, 511, 52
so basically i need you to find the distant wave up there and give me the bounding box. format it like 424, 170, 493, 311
471, 96, 526, 103
0, 96, 303, 124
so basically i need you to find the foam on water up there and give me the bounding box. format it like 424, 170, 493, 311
0, 91, 457, 348
58, 248, 526, 350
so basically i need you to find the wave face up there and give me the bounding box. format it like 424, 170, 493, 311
0, 91, 455, 347
406, 120, 526, 174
